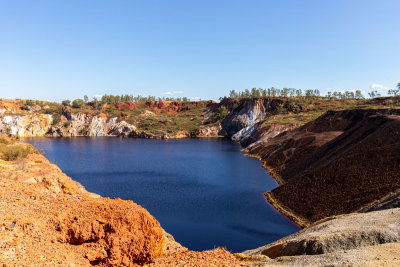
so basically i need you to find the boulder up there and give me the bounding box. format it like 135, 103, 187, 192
57, 197, 165, 266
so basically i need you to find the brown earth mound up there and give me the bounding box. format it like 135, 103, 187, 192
0, 150, 165, 266
56, 198, 165, 265
246, 109, 400, 227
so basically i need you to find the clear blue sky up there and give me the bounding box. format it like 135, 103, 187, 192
0, 0, 399, 101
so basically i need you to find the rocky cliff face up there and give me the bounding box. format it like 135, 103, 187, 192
0, 114, 53, 137
0, 100, 222, 139
217, 98, 302, 145
220, 98, 270, 137
0, 113, 133, 138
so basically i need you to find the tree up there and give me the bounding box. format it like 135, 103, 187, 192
244, 89, 250, 97
388, 88, 400, 96
368, 90, 380, 98
62, 100, 71, 106
84, 95, 89, 103
355, 90, 364, 99
72, 99, 85, 108
397, 83, 400, 90
326, 92, 332, 99
305, 89, 313, 98
281, 88, 289, 97
229, 90, 237, 98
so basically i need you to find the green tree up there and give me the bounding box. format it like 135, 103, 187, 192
72, 99, 85, 108
368, 91, 380, 98
207, 105, 227, 124
229, 90, 237, 98
62, 100, 71, 106
84, 95, 89, 103
355, 90, 364, 99
388, 89, 400, 96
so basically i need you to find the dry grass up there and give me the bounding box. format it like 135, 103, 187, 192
0, 139, 41, 161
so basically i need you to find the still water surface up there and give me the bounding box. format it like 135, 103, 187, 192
26, 137, 298, 252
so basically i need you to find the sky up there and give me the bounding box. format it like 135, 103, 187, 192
0, 0, 399, 101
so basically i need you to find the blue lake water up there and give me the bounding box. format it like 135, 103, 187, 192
26, 137, 299, 252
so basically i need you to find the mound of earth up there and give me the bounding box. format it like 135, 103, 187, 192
245, 109, 400, 226
244, 208, 400, 258
241, 208, 400, 266
240, 242, 400, 267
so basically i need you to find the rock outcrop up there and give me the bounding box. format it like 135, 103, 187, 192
218, 98, 303, 143
194, 124, 224, 137
0, 111, 139, 138
107, 118, 137, 137
0, 114, 53, 137
57, 198, 165, 265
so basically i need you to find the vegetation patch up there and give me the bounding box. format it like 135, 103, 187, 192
0, 142, 41, 161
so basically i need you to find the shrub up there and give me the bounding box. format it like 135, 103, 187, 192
79, 127, 89, 135
25, 99, 35, 106
0, 136, 12, 144
205, 105, 228, 124
52, 114, 61, 125
72, 99, 84, 108
0, 144, 41, 161
63, 121, 71, 128
44, 104, 63, 115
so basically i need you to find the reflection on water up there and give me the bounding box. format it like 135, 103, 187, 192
26, 137, 299, 252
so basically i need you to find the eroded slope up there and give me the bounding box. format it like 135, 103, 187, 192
246, 109, 400, 226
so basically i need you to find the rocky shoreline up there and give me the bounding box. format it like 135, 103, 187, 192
2, 98, 400, 266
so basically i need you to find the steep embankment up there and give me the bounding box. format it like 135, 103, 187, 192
245, 109, 400, 227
